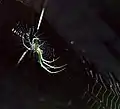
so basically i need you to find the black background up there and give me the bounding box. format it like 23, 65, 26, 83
1, 0, 120, 108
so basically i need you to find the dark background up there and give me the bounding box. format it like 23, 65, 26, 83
0, 0, 120, 109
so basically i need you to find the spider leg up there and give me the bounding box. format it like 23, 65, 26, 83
40, 60, 66, 74
36, 49, 66, 73
16, 25, 23, 37
34, 30, 39, 38
17, 49, 29, 65
22, 35, 31, 50
15, 22, 21, 32
32, 38, 40, 43
42, 60, 67, 69
26, 33, 32, 46
36, 33, 44, 38
38, 41, 46, 48
41, 54, 60, 63
34, 29, 44, 38
37, 9, 44, 30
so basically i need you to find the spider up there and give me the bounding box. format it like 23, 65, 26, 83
12, 0, 67, 73
12, 23, 67, 74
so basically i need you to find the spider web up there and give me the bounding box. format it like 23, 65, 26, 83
39, 40, 57, 61
81, 58, 120, 109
